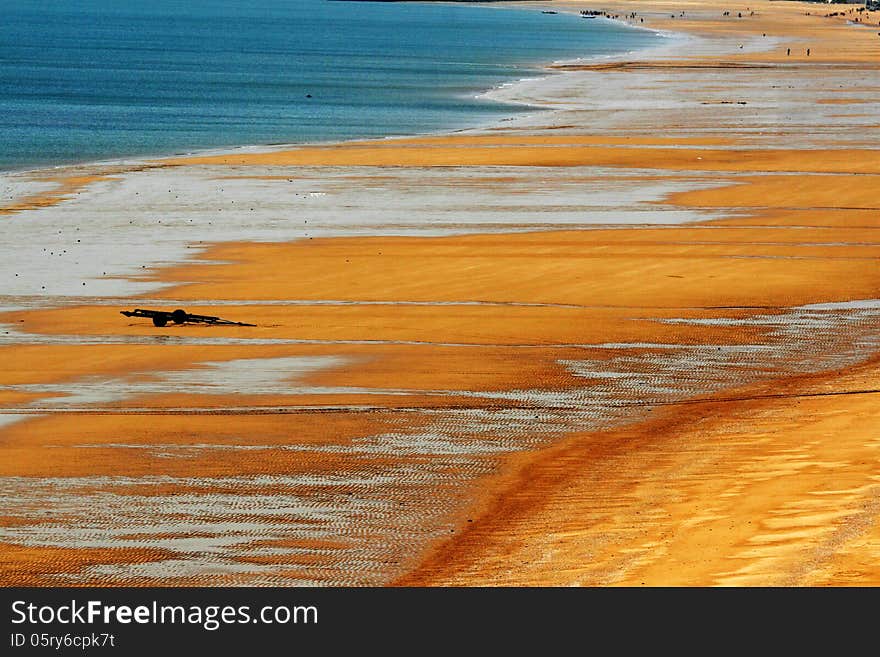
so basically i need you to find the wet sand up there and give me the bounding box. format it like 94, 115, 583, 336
398, 355, 880, 586
1, 1, 879, 586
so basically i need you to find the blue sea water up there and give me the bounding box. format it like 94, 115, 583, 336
0, 0, 654, 172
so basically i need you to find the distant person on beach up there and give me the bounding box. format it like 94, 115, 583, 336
807, 48, 811, 56
787, 48, 791, 55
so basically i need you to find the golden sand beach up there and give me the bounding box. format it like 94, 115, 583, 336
1, 1, 879, 586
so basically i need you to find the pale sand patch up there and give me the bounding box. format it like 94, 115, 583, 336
0, 174, 108, 216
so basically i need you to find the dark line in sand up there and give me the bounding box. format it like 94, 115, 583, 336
0, 405, 526, 416
4, 388, 880, 417
653, 387, 880, 407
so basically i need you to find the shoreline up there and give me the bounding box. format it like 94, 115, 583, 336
0, 6, 661, 180
0, 7, 786, 183
4, 2, 879, 180
2, 1, 880, 586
